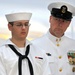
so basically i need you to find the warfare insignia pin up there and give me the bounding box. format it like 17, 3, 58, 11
46, 53, 51, 56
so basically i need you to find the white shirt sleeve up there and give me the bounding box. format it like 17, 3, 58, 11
0, 52, 7, 75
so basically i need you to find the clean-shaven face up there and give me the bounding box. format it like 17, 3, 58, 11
49, 16, 71, 38
8, 20, 30, 41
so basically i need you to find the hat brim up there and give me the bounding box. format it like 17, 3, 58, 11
48, 2, 75, 16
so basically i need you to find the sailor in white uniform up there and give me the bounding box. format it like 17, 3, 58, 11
0, 12, 51, 75
31, 2, 75, 75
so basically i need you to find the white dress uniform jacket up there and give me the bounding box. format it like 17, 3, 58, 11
31, 30, 75, 75
0, 39, 51, 75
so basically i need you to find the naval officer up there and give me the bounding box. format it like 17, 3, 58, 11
32, 2, 75, 75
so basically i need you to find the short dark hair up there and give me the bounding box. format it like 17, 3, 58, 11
9, 22, 14, 25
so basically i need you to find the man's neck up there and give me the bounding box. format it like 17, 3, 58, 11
10, 38, 26, 47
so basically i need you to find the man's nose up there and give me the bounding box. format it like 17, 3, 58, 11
59, 19, 64, 22
22, 25, 26, 28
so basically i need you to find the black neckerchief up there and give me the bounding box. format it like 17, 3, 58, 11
8, 44, 34, 75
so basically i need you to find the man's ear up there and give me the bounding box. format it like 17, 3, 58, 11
49, 16, 52, 23
8, 23, 12, 31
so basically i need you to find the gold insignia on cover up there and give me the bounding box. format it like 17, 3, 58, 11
61, 5, 67, 14
61, 7, 66, 13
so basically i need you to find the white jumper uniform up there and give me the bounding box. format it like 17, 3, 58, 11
32, 30, 75, 75
0, 39, 51, 75
0, 38, 5, 46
